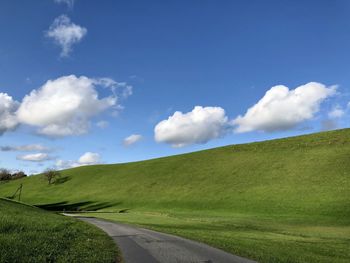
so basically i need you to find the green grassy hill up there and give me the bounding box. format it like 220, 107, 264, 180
1, 128, 350, 262
0, 198, 118, 263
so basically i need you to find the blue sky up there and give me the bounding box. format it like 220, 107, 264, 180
0, 0, 349, 174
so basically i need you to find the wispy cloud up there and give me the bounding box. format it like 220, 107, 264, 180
328, 105, 345, 118
123, 134, 143, 146
0, 144, 50, 152
54, 0, 75, 9
46, 15, 87, 57
96, 121, 109, 129
17, 153, 53, 162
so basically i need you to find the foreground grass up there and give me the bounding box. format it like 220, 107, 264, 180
0, 198, 119, 263
1, 128, 350, 262
87, 210, 350, 263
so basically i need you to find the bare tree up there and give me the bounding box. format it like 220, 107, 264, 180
43, 169, 61, 185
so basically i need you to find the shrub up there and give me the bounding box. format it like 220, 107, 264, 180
11, 172, 27, 180
0, 169, 11, 181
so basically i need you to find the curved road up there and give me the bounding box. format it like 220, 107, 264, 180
77, 217, 257, 263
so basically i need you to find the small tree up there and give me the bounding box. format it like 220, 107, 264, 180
0, 168, 11, 181
43, 169, 60, 185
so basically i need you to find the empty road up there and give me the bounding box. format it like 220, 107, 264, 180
77, 216, 257, 263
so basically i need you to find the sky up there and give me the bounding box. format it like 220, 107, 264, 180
0, 0, 350, 174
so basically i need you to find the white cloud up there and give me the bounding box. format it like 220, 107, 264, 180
17, 75, 118, 137
37, 121, 90, 137
0, 75, 131, 137
46, 15, 87, 57
96, 120, 109, 129
17, 153, 52, 162
123, 134, 142, 146
121, 84, 133, 98
55, 159, 75, 169
0, 144, 50, 152
154, 106, 231, 147
233, 82, 336, 133
54, 0, 75, 9
0, 93, 19, 135
96, 79, 133, 99
55, 152, 100, 169
328, 106, 344, 118
78, 152, 100, 164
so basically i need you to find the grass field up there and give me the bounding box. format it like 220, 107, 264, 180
87, 210, 350, 263
1, 128, 350, 262
0, 198, 119, 263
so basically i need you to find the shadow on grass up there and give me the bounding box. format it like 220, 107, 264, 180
54, 176, 71, 185
35, 200, 122, 212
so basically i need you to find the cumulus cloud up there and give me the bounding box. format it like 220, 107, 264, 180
46, 15, 87, 57
0, 75, 131, 137
54, 0, 75, 9
123, 134, 142, 146
0, 144, 50, 152
17, 75, 119, 137
155, 106, 232, 147
78, 152, 100, 164
56, 152, 100, 169
233, 82, 336, 133
17, 153, 52, 162
328, 106, 345, 118
0, 93, 19, 135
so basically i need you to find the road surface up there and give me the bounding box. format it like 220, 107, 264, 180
77, 216, 257, 263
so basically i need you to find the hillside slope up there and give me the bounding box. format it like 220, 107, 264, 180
1, 128, 349, 219
1, 129, 350, 262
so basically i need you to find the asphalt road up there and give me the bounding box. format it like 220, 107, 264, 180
77, 216, 258, 263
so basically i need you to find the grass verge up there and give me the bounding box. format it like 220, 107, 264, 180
0, 198, 120, 263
